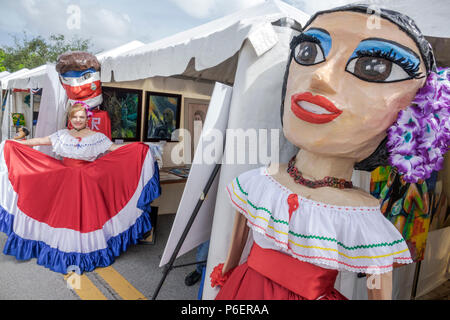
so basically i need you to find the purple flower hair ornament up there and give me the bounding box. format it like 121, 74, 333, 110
387, 68, 450, 183
72, 100, 94, 118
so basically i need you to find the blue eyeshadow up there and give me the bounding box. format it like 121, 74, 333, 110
348, 38, 420, 70
303, 28, 332, 57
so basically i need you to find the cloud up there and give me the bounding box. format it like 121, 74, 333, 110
169, 0, 266, 19
283, 0, 359, 14
0, 0, 135, 52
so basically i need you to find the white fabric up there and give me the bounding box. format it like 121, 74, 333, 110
0, 69, 30, 90
49, 129, 113, 161
33, 65, 69, 157
6, 65, 47, 90
1, 91, 12, 141
226, 167, 413, 274
0, 141, 156, 253
59, 71, 100, 87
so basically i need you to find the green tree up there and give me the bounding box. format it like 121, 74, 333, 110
0, 49, 6, 72
0, 32, 93, 72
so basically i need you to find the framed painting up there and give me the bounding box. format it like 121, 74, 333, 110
102, 86, 142, 141
184, 98, 210, 161
144, 91, 181, 142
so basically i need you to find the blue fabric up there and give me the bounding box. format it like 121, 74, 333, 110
60, 68, 97, 78
0, 168, 160, 274
137, 161, 161, 213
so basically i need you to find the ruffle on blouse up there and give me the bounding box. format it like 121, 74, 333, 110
49, 129, 113, 161
225, 167, 413, 274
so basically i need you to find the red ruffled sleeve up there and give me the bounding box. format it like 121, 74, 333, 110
210, 263, 235, 288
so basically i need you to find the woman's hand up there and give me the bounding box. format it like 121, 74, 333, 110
108, 143, 123, 152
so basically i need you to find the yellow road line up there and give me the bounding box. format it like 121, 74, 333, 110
64, 272, 108, 300
95, 266, 147, 300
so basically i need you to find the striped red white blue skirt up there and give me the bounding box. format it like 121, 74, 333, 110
0, 140, 160, 274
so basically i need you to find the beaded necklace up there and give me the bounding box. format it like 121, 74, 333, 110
287, 156, 353, 189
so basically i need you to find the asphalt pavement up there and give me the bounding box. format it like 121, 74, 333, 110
0, 214, 201, 300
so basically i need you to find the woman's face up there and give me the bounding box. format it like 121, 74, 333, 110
283, 11, 426, 161
70, 109, 88, 130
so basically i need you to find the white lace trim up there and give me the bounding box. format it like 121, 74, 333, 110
225, 167, 413, 274
49, 129, 113, 161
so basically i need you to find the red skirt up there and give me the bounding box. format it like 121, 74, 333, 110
215, 243, 347, 300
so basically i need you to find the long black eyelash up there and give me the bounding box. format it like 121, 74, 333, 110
354, 49, 424, 79
290, 33, 320, 50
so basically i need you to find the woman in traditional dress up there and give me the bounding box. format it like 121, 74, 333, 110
210, 4, 449, 300
0, 101, 160, 274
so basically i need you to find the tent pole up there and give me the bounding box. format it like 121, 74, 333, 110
151, 163, 222, 300
410, 260, 422, 300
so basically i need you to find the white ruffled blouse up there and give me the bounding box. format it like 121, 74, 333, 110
49, 129, 113, 161
226, 167, 413, 274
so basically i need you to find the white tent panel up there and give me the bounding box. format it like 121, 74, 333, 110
0, 68, 30, 90
100, 0, 309, 83
0, 71, 10, 79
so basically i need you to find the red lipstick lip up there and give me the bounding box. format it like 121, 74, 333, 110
291, 92, 342, 124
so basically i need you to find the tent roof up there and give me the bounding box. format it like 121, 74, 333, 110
0, 71, 11, 80
3, 40, 146, 90
96, 40, 145, 63
6, 65, 47, 90
0, 68, 30, 90
100, 0, 310, 84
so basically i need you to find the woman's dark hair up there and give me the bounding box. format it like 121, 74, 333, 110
20, 126, 30, 137
280, 3, 436, 171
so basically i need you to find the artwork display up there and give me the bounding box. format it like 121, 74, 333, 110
11, 113, 25, 127
371, 166, 436, 261
144, 92, 181, 141
184, 98, 209, 160
102, 87, 142, 141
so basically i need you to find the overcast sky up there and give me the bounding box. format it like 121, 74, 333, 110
0, 0, 360, 54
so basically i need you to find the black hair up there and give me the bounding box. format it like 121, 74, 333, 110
20, 126, 30, 137
280, 3, 436, 171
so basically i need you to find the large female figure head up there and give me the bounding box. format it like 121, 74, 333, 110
281, 4, 449, 183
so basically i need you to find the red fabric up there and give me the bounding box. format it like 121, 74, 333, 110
62, 80, 102, 101
67, 109, 112, 139
215, 243, 347, 300
210, 263, 235, 288
4, 140, 149, 233
287, 193, 298, 221
61, 158, 90, 167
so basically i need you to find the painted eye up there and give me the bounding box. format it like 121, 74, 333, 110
293, 41, 325, 66
346, 57, 411, 82
83, 73, 92, 80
